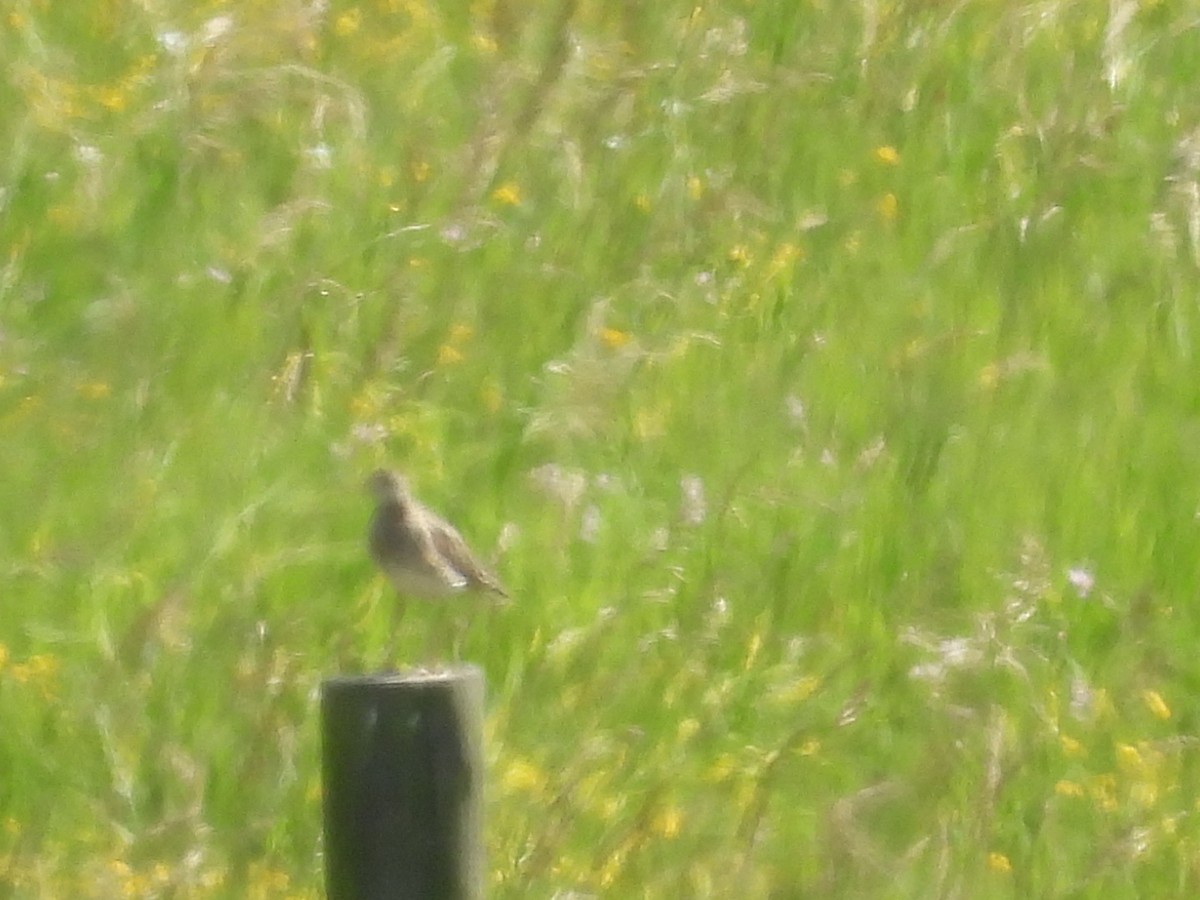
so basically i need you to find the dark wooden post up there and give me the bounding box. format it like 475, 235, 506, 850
321, 667, 485, 900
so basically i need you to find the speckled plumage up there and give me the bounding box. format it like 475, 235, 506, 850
367, 469, 508, 600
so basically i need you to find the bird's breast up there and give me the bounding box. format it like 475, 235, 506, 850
381, 562, 467, 599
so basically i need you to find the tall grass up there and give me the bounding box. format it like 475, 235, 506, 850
3, 0, 1200, 896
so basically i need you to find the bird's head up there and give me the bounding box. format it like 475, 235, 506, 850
366, 468, 410, 505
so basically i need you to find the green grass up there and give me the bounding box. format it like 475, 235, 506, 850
4, 0, 1200, 896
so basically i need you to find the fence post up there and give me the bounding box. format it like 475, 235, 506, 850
321, 667, 485, 900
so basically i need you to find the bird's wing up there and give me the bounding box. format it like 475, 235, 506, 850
411, 521, 470, 591
429, 518, 509, 597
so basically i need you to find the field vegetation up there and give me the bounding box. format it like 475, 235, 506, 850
3, 0, 1200, 896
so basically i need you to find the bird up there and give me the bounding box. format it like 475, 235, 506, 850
366, 468, 509, 602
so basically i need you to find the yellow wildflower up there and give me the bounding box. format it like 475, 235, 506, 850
600, 327, 630, 349
877, 192, 898, 222
1116, 743, 1143, 772
1142, 689, 1171, 720
10, 653, 59, 685
986, 852, 1012, 874
704, 753, 736, 783
491, 182, 521, 206
874, 145, 900, 165
94, 85, 126, 112
653, 805, 682, 838
1059, 734, 1084, 756
502, 758, 548, 794
335, 10, 361, 36
767, 242, 803, 279
437, 344, 464, 366
1089, 773, 1118, 812
1054, 780, 1085, 798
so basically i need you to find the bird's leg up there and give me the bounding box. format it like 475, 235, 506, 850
384, 594, 408, 668
450, 610, 469, 662
430, 605, 458, 667
419, 605, 457, 667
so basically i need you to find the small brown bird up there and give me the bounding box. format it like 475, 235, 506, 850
367, 468, 509, 601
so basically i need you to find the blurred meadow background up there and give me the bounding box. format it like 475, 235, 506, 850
4, 0, 1200, 896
